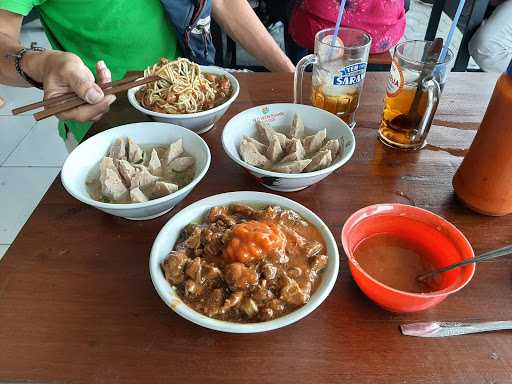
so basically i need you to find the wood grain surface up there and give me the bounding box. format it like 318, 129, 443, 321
1, 72, 511, 384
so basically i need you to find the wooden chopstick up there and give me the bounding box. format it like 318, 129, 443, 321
12, 74, 141, 115
32, 75, 159, 121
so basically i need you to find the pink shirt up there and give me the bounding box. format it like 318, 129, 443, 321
289, 0, 406, 54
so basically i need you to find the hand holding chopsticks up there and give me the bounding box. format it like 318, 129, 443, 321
12, 74, 159, 121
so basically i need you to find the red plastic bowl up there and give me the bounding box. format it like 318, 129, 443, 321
341, 204, 475, 313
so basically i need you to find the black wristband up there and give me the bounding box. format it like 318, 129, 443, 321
8, 42, 45, 89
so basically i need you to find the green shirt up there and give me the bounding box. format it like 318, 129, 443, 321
0, 0, 180, 141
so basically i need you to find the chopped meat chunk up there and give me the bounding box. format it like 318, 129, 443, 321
220, 291, 244, 313
261, 263, 278, 280
251, 281, 274, 302
203, 264, 222, 280
229, 204, 256, 217
184, 279, 203, 297
184, 227, 202, 250
162, 250, 189, 284
240, 297, 259, 318
185, 257, 203, 283
304, 240, 324, 258
204, 288, 225, 317
309, 254, 328, 272
287, 266, 303, 278
280, 276, 310, 306
224, 262, 258, 289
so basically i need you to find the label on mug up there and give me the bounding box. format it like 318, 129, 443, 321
333, 62, 367, 86
386, 60, 404, 97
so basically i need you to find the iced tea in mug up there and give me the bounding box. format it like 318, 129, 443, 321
294, 27, 371, 127
379, 40, 453, 149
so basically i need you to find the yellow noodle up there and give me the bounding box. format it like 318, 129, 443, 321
140, 58, 219, 114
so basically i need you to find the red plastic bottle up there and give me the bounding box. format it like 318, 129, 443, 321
453, 60, 512, 216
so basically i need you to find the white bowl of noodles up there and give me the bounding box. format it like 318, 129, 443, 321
128, 60, 239, 135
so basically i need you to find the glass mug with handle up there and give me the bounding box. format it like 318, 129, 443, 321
294, 27, 372, 128
379, 40, 454, 150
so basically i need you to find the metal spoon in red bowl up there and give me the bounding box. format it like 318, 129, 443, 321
417, 244, 512, 282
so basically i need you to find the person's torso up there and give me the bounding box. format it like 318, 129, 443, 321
37, 0, 179, 80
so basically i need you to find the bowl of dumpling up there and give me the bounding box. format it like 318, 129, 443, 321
61, 122, 211, 220
222, 103, 355, 192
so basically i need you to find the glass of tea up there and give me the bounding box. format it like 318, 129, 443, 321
294, 27, 371, 128
379, 40, 454, 150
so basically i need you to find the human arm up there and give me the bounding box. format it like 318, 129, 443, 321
0, 9, 115, 121
211, 0, 295, 72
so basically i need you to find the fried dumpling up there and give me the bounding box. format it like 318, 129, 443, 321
130, 165, 160, 190
272, 159, 311, 174
240, 138, 270, 167
303, 129, 327, 154
101, 168, 129, 202
165, 139, 183, 164
304, 150, 332, 172
281, 138, 306, 163
169, 156, 195, 172
109, 138, 127, 161
130, 187, 148, 203
127, 138, 144, 164
320, 138, 341, 159
152, 181, 179, 198
256, 120, 288, 147
243, 136, 267, 154
289, 112, 304, 139
116, 159, 136, 186
148, 148, 162, 176
266, 135, 284, 162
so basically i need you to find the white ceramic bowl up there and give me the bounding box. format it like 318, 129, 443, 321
150, 191, 340, 333
61, 122, 211, 220
128, 66, 240, 135
222, 103, 355, 192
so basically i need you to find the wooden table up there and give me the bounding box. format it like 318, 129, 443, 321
1, 72, 511, 384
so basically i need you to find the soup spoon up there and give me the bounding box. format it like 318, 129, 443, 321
417, 244, 512, 282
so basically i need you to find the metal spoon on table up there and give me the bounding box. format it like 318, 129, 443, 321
417, 244, 512, 282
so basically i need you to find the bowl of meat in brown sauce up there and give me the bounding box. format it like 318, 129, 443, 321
149, 191, 339, 333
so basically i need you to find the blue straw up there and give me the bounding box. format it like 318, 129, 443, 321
330, 0, 348, 52
440, 0, 466, 61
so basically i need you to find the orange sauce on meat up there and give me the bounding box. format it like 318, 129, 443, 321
223, 221, 286, 263
353, 234, 440, 293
